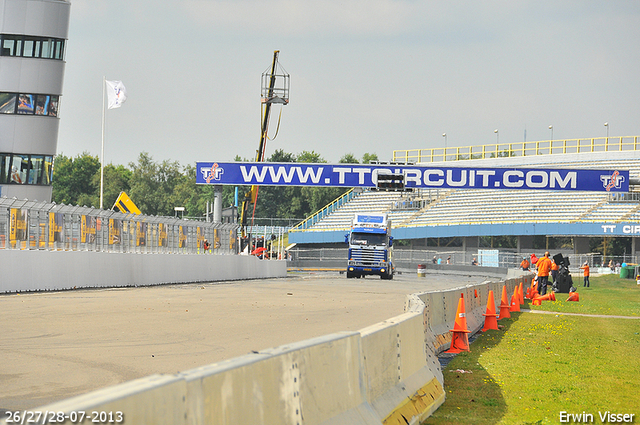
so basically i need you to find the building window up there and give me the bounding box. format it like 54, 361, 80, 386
0, 153, 53, 186
17, 94, 35, 114
0, 92, 59, 116
0, 93, 16, 113
0, 34, 65, 60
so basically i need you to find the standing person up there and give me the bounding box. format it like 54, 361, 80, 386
447, 256, 451, 265
471, 257, 478, 266
432, 256, 437, 264
520, 257, 530, 271
580, 261, 590, 287
550, 258, 559, 285
536, 252, 552, 296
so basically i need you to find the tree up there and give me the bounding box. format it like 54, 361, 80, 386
128, 152, 182, 216
361, 152, 379, 164
339, 153, 359, 164
52, 152, 100, 206
81, 163, 133, 209
254, 149, 297, 220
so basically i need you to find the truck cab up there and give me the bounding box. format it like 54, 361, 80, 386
346, 213, 393, 279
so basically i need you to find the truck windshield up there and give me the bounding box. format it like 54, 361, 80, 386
350, 233, 386, 246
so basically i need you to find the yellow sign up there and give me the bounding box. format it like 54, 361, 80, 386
112, 191, 142, 215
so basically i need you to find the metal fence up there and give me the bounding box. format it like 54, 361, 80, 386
0, 197, 239, 254
286, 247, 639, 272
392, 136, 640, 163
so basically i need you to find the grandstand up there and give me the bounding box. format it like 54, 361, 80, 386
288, 139, 640, 257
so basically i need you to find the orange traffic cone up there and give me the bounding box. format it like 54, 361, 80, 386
526, 285, 533, 300
532, 298, 542, 306
445, 293, 471, 353
531, 280, 539, 299
519, 282, 525, 305
533, 291, 556, 303
509, 288, 520, 312
482, 290, 499, 332
498, 285, 511, 320
566, 292, 579, 302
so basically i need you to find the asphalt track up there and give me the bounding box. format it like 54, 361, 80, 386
0, 271, 493, 412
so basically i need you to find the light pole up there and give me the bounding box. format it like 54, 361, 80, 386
549, 125, 553, 141
604, 122, 609, 139
494, 129, 499, 144
442, 133, 447, 161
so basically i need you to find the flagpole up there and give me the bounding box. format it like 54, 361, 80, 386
100, 76, 105, 210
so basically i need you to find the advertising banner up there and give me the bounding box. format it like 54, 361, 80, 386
196, 162, 629, 192
109, 218, 122, 245
158, 223, 168, 247
81, 215, 96, 244
48, 212, 64, 247
9, 208, 27, 248
136, 222, 147, 246
179, 225, 187, 248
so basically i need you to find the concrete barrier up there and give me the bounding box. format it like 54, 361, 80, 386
7, 274, 532, 425
0, 250, 287, 293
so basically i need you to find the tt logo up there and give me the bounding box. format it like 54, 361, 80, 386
201, 163, 224, 183
600, 171, 624, 191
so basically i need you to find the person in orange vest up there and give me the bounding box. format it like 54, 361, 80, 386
536, 252, 552, 295
579, 261, 590, 287
520, 257, 530, 271
550, 258, 559, 285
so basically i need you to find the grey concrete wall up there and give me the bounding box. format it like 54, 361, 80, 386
16, 273, 528, 425
0, 250, 287, 293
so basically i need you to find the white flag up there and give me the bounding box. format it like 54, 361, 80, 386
105, 80, 127, 109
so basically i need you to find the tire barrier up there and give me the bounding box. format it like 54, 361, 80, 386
14, 274, 529, 425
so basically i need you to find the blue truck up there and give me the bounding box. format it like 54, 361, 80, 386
346, 213, 394, 279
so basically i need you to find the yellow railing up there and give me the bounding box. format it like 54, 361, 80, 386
392, 136, 640, 163
289, 188, 356, 232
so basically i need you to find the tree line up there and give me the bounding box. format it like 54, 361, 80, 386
52, 150, 378, 221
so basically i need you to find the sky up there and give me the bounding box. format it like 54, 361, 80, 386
57, 1, 640, 168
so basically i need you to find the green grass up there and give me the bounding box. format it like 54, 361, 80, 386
423, 275, 640, 425
530, 274, 640, 317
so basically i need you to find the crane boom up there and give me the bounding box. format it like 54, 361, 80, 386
240, 51, 287, 252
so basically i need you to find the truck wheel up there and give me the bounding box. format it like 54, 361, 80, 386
347, 271, 355, 279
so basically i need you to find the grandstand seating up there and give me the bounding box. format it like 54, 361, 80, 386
295, 153, 640, 233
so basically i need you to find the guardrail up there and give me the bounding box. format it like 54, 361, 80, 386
393, 136, 640, 163
0, 197, 238, 254
19, 273, 526, 425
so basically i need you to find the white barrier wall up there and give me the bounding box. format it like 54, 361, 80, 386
5, 274, 530, 425
0, 250, 287, 293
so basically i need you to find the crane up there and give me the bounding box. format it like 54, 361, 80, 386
239, 50, 289, 253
